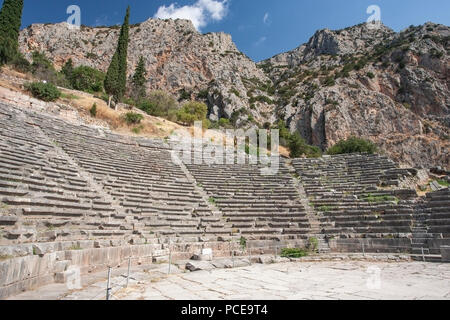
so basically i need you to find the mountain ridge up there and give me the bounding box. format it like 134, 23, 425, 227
17, 18, 450, 168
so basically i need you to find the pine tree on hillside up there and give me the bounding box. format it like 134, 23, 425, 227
131, 56, 147, 101
104, 6, 130, 102
0, 0, 24, 65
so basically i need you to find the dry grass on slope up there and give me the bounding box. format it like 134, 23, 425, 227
1, 66, 290, 157
57, 87, 182, 139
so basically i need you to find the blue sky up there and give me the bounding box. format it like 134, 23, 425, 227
15, 0, 450, 61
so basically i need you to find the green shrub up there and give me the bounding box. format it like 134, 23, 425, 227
208, 197, 216, 204
219, 118, 231, 128
70, 66, 105, 93
317, 205, 336, 212
178, 88, 191, 101
176, 101, 208, 126
31, 51, 54, 74
10, 54, 30, 73
249, 95, 274, 105
354, 57, 368, 70
230, 109, 243, 126
281, 248, 308, 258
90, 103, 97, 117
273, 120, 321, 157
85, 52, 98, 60
31, 52, 68, 87
29, 51, 68, 87
325, 99, 339, 106
96, 92, 110, 104
138, 91, 178, 119
230, 87, 240, 97
327, 137, 378, 155
289, 133, 322, 158
25, 81, 61, 102
361, 194, 399, 203
122, 96, 136, 106
197, 89, 209, 100
322, 76, 335, 87
308, 237, 319, 252
124, 112, 144, 125
239, 236, 247, 250
436, 179, 450, 187
430, 48, 444, 59
275, 120, 291, 142
367, 72, 375, 79
137, 99, 154, 114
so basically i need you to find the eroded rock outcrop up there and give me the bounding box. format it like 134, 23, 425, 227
261, 22, 449, 168
18, 20, 449, 168
19, 19, 273, 124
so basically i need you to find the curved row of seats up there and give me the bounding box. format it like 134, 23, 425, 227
292, 154, 418, 240
184, 151, 311, 240
0, 104, 130, 245
2, 101, 446, 258
28, 112, 220, 243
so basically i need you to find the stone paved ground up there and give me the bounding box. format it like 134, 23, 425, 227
11, 260, 448, 300
112, 261, 450, 300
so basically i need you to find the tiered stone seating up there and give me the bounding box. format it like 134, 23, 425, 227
424, 188, 450, 238
413, 188, 450, 260
184, 150, 311, 241
0, 104, 132, 245
2, 99, 446, 262
292, 154, 418, 252
23, 113, 217, 243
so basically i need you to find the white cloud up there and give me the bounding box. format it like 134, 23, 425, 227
263, 12, 271, 25
254, 36, 267, 46
94, 15, 108, 27
154, 0, 228, 31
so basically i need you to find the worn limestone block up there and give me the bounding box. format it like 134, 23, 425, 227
441, 246, 450, 262
0, 252, 58, 287
94, 240, 109, 248
258, 256, 276, 264
54, 260, 70, 273
32, 243, 58, 256
152, 256, 169, 263
185, 261, 215, 272
0, 244, 33, 258
223, 259, 251, 268
153, 249, 170, 257
192, 248, 213, 261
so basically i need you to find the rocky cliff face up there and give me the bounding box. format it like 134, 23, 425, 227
18, 19, 449, 168
267, 23, 396, 67
19, 18, 273, 125
260, 22, 449, 168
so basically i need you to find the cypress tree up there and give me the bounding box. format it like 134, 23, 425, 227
61, 58, 74, 80
132, 56, 147, 100
104, 51, 119, 98
0, 0, 24, 65
104, 6, 130, 102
